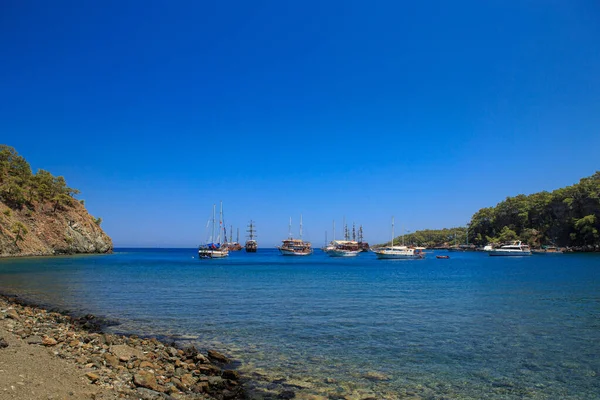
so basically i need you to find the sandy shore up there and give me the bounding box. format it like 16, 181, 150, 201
0, 295, 245, 400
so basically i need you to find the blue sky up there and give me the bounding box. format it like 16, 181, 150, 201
1, 1, 599, 247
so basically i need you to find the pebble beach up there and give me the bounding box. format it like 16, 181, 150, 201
0, 295, 246, 400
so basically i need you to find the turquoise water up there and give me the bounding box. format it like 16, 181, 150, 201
1, 249, 599, 399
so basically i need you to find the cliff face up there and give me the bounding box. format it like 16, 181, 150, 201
0, 200, 112, 257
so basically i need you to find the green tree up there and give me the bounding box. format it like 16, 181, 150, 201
52, 193, 73, 212
497, 226, 518, 243
572, 215, 599, 246
11, 221, 28, 244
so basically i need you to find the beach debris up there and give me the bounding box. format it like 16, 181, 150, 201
0, 337, 8, 348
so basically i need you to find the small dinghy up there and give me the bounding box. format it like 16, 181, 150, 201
436, 255, 450, 259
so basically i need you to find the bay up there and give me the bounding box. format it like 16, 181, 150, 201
1, 249, 599, 399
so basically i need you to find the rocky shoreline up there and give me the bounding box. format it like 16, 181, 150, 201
0, 294, 246, 400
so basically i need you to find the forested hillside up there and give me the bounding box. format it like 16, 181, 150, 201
388, 172, 600, 250
0, 145, 112, 256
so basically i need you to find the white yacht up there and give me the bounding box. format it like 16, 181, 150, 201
372, 217, 425, 260
373, 245, 425, 259
489, 241, 532, 256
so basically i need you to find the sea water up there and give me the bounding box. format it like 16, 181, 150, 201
1, 249, 599, 399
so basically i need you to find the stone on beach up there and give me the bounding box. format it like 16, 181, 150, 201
1, 294, 246, 399
42, 336, 58, 346
85, 372, 100, 382
4, 308, 20, 321
133, 370, 160, 391
111, 343, 145, 362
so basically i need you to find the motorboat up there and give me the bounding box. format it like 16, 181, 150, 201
489, 241, 532, 256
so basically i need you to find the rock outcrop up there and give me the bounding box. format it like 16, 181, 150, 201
0, 199, 112, 257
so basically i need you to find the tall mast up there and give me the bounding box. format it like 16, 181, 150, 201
333, 220, 335, 242
237, 227, 239, 243
247, 220, 255, 240
300, 214, 303, 240
212, 204, 216, 244
352, 222, 356, 241
230, 225, 233, 243
219, 201, 223, 244
392, 216, 395, 247
288, 217, 292, 239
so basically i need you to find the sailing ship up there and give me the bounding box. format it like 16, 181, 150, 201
323, 220, 360, 257
245, 220, 258, 253
198, 202, 229, 259
278, 215, 312, 256
372, 217, 425, 259
357, 224, 370, 252
223, 225, 243, 251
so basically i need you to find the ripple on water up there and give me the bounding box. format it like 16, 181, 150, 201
1, 249, 599, 399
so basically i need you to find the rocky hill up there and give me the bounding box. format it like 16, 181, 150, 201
0, 145, 112, 257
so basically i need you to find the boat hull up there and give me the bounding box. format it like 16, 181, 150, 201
198, 249, 229, 259
324, 249, 361, 257
278, 248, 312, 256
374, 250, 424, 259
489, 250, 531, 256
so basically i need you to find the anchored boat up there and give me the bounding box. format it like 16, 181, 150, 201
489, 241, 532, 256
278, 215, 312, 256
245, 220, 258, 253
372, 217, 424, 259
198, 202, 229, 259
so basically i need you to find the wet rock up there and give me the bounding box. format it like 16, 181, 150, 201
223, 389, 240, 399
363, 371, 390, 381
195, 353, 209, 364
198, 364, 221, 376
167, 347, 179, 357
191, 381, 209, 393
208, 376, 225, 389
278, 390, 296, 399
134, 371, 160, 391
222, 370, 240, 380
208, 350, 230, 363
0, 337, 8, 348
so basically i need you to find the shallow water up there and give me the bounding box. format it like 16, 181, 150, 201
1, 249, 599, 399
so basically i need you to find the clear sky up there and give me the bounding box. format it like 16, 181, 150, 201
1, 1, 599, 247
